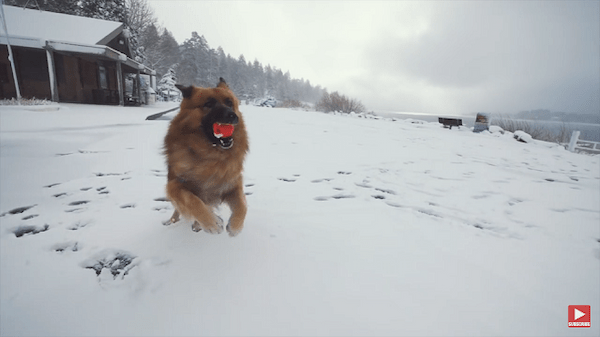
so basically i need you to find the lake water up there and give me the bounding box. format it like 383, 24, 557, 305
373, 111, 600, 142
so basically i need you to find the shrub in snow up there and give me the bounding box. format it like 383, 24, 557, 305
0, 98, 53, 106
279, 99, 310, 110
514, 130, 534, 143
315, 91, 366, 114
254, 97, 277, 108
492, 114, 573, 143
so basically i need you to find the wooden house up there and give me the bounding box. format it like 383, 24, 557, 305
0, 5, 156, 105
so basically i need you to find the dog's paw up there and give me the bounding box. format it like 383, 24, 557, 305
163, 210, 180, 226
226, 221, 243, 237
192, 216, 224, 234
191, 221, 202, 232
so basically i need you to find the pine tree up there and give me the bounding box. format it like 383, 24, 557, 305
216, 47, 230, 82
155, 29, 180, 77
157, 68, 178, 101
177, 32, 213, 86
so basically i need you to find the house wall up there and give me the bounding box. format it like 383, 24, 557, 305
55, 53, 83, 102
0, 46, 16, 99
106, 62, 118, 91
54, 53, 117, 104
80, 57, 99, 103
105, 32, 132, 58
0, 46, 51, 100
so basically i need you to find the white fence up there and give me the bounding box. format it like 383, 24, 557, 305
568, 131, 600, 155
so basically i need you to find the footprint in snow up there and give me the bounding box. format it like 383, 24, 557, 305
97, 187, 109, 195
81, 249, 138, 280
12, 224, 50, 238
374, 187, 396, 195
0, 205, 36, 217
44, 183, 61, 188
314, 194, 355, 201
65, 208, 86, 213
151, 169, 166, 177
355, 181, 372, 188
68, 220, 91, 231
94, 172, 126, 177
244, 183, 255, 196
69, 200, 90, 206
52, 241, 80, 253
153, 205, 171, 212
416, 208, 443, 218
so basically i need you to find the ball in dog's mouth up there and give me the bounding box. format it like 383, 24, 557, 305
213, 123, 235, 139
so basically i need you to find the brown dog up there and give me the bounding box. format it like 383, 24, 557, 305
163, 78, 249, 236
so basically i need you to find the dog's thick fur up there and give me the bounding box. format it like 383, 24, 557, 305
164, 78, 249, 236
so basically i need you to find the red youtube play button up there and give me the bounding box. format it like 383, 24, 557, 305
568, 305, 591, 328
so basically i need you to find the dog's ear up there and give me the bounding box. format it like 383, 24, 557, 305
216, 77, 229, 89
175, 84, 194, 99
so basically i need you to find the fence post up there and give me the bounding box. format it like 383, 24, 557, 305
567, 131, 580, 152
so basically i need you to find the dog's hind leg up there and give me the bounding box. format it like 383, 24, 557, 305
224, 184, 247, 237
166, 180, 224, 234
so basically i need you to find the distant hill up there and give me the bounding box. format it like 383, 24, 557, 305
515, 109, 600, 124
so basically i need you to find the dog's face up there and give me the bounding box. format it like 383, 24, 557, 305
175, 78, 241, 149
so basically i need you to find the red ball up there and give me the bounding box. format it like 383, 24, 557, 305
213, 123, 234, 138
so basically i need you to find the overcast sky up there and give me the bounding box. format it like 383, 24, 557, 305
148, 0, 599, 115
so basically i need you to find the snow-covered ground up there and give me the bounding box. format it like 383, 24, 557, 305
1, 103, 598, 336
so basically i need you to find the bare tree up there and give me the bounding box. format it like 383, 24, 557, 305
124, 0, 156, 35
316, 91, 365, 114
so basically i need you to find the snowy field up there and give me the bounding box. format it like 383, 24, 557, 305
1, 103, 599, 336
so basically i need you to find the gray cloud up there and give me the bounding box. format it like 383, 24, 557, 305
351, 1, 600, 114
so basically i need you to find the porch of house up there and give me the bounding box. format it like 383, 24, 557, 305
0, 42, 155, 106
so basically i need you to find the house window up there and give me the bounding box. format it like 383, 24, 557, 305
98, 65, 108, 89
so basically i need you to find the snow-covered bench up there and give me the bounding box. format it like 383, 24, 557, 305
438, 117, 463, 129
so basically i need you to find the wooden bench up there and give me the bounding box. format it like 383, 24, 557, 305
438, 117, 463, 129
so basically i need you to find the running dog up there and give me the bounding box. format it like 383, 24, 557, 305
163, 78, 249, 236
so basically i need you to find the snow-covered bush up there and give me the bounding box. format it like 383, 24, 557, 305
514, 130, 534, 143
254, 96, 277, 108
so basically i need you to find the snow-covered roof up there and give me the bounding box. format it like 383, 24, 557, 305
0, 5, 123, 46
0, 5, 155, 76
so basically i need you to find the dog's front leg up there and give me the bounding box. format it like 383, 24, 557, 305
163, 209, 180, 226
166, 179, 224, 234
224, 186, 247, 237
